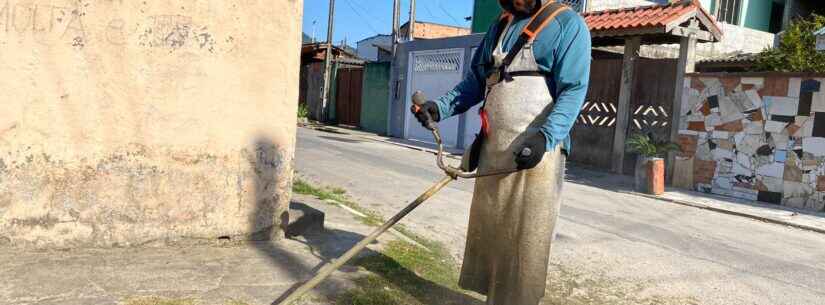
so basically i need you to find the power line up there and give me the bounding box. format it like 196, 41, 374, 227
350, 0, 389, 25
436, 0, 461, 26
342, 0, 381, 35
421, 1, 438, 20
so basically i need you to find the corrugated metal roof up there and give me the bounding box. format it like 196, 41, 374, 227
582, 0, 721, 42
698, 52, 758, 64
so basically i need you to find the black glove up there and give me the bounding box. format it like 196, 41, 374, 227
410, 101, 441, 130
514, 132, 547, 170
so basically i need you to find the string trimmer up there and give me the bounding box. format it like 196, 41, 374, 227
275, 91, 528, 305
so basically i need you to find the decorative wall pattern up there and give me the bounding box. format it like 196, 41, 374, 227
676, 75, 825, 212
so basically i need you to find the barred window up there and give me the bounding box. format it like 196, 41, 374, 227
715, 0, 742, 25
413, 52, 462, 72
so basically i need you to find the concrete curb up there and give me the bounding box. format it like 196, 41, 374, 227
627, 191, 825, 235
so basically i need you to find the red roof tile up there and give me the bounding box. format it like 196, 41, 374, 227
582, 0, 722, 42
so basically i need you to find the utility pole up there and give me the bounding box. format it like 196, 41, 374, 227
408, 0, 416, 41
311, 20, 317, 43
321, 0, 336, 122
391, 0, 400, 57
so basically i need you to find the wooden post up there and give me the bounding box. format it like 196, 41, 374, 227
667, 35, 697, 183
611, 36, 641, 174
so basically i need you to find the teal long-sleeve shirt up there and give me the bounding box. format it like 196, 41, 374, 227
433, 9, 591, 154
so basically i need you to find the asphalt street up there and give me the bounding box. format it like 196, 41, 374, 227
295, 127, 825, 305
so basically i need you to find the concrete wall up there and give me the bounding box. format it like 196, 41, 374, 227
674, 73, 825, 212
626, 23, 775, 61
0, 0, 301, 248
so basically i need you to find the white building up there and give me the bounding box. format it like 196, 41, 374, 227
356, 34, 392, 62
816, 27, 825, 52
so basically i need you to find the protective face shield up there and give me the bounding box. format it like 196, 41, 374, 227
498, 0, 547, 17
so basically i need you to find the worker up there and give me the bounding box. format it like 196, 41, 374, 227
410, 0, 591, 304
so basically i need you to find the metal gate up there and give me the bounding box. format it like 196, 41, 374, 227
335, 68, 364, 127
622, 58, 677, 174
570, 59, 622, 170
405, 49, 465, 148
570, 58, 677, 173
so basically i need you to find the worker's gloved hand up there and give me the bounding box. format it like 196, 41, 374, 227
514, 132, 547, 170
411, 101, 441, 130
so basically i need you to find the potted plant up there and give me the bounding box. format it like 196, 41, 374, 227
626, 133, 682, 195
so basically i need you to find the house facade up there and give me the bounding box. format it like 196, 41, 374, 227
356, 34, 392, 62
816, 26, 825, 52
399, 21, 472, 41
471, 0, 821, 60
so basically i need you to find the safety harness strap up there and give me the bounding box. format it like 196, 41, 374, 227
477, 2, 569, 137
500, 1, 569, 70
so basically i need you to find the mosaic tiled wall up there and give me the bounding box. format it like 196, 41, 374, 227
675, 75, 825, 212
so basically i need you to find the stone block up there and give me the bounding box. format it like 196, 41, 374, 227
741, 77, 765, 86
786, 124, 801, 138
691, 77, 706, 91
759, 77, 790, 97
706, 113, 721, 129
716, 120, 744, 132
719, 77, 741, 94
783, 181, 814, 201
672, 157, 695, 189
694, 160, 717, 185
765, 121, 787, 133
688, 121, 706, 132
757, 162, 785, 178
758, 176, 784, 193
784, 162, 803, 182
802, 137, 825, 157
711, 130, 730, 139
757, 191, 783, 204
766, 96, 799, 116
285, 202, 325, 238
817, 176, 825, 192
788, 78, 802, 98
718, 139, 735, 150
810, 92, 825, 112
745, 90, 763, 109
676, 135, 698, 157
712, 148, 734, 160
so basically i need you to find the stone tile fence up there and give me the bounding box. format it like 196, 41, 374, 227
674, 73, 825, 212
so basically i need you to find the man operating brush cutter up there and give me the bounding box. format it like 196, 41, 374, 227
275, 2, 589, 305
412, 0, 591, 304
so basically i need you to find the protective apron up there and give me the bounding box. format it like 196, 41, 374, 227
458, 17, 566, 305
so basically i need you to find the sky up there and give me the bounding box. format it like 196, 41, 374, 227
302, 0, 475, 46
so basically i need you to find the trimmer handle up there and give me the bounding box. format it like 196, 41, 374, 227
412, 91, 438, 131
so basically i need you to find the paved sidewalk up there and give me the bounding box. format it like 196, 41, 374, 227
309, 123, 825, 235
0, 195, 390, 305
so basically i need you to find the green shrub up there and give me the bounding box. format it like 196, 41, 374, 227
297, 103, 310, 119
626, 133, 681, 158
754, 14, 825, 73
